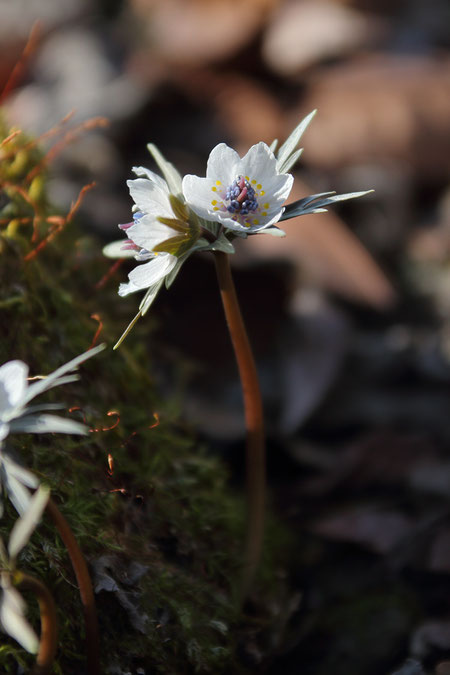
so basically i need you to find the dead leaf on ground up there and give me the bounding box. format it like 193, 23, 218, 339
263, 0, 386, 75
131, 0, 279, 65
311, 506, 414, 554
411, 621, 450, 661
297, 55, 450, 178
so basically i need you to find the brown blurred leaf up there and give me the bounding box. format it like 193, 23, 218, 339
131, 0, 279, 65
299, 433, 436, 497
263, 0, 385, 75
311, 507, 414, 554
429, 528, 450, 574
298, 55, 450, 178
436, 662, 450, 675
412, 622, 450, 661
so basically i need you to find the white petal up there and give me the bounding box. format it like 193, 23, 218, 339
0, 422, 9, 441
239, 142, 278, 184
262, 172, 293, 202
206, 143, 240, 183
3, 455, 39, 489
103, 240, 137, 259
182, 174, 220, 222
9, 414, 88, 435
0, 584, 39, 654
127, 216, 176, 251
23, 345, 105, 405
0, 361, 28, 414
127, 178, 172, 217
119, 254, 177, 295
131, 165, 168, 192
1, 470, 32, 516
8, 485, 50, 560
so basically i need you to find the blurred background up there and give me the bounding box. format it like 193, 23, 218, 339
1, 0, 450, 672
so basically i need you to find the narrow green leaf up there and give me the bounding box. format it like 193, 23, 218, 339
147, 143, 183, 195
113, 311, 142, 349
276, 110, 317, 173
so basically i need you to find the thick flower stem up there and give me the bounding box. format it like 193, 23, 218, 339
46, 497, 100, 675
14, 571, 58, 675
214, 251, 265, 597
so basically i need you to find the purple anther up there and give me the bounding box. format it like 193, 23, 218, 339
118, 222, 133, 230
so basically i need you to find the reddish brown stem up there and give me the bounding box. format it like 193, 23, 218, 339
15, 571, 58, 675
214, 251, 266, 597
46, 497, 100, 674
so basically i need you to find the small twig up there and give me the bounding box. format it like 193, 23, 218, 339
214, 251, 266, 598
46, 497, 100, 675
14, 571, 58, 675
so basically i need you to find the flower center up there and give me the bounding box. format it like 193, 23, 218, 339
225, 176, 259, 216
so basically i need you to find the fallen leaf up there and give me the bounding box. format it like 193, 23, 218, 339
263, 0, 385, 75
311, 507, 414, 554
131, 0, 279, 65
298, 55, 450, 178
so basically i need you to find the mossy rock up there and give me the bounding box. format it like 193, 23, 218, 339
0, 116, 287, 673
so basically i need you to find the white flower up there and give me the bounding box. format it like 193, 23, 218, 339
0, 345, 104, 444
0, 485, 50, 654
104, 111, 373, 347
103, 167, 187, 298
182, 142, 294, 234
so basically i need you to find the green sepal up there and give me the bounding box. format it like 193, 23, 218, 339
169, 194, 189, 222
153, 233, 200, 257
156, 216, 190, 233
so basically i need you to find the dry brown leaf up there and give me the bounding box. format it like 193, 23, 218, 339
131, 0, 279, 65
298, 55, 450, 177
263, 0, 385, 75
311, 507, 414, 554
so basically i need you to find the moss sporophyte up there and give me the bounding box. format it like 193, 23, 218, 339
104, 110, 373, 595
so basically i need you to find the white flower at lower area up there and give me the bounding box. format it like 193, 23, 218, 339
182, 142, 294, 234
0, 345, 104, 444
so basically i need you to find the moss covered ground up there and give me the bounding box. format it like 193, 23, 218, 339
0, 116, 288, 673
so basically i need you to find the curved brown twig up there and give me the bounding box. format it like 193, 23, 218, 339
46, 497, 100, 674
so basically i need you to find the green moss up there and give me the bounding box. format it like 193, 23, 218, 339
0, 115, 287, 673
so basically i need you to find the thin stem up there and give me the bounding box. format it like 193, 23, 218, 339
14, 571, 58, 675
46, 497, 100, 675
214, 251, 265, 597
